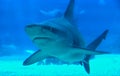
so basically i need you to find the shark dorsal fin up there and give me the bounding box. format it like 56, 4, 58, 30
64, 0, 75, 21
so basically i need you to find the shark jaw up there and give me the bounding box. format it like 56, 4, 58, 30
32, 36, 53, 46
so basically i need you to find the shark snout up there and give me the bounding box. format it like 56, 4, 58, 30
25, 24, 51, 40
25, 25, 36, 28
25, 24, 43, 37
25, 24, 40, 30
25, 24, 42, 32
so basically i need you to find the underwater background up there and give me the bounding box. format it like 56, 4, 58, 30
0, 0, 120, 75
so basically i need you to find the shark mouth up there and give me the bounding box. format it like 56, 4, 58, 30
32, 36, 53, 42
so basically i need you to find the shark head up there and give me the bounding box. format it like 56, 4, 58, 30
25, 0, 79, 49
25, 24, 53, 47
25, 23, 74, 49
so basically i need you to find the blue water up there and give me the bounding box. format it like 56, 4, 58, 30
0, 0, 120, 75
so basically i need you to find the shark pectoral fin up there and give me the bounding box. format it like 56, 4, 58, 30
23, 50, 47, 66
87, 29, 109, 49
72, 48, 109, 55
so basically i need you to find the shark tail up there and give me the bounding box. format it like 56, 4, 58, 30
83, 56, 90, 74
82, 29, 109, 74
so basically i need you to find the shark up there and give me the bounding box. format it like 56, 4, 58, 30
23, 0, 109, 74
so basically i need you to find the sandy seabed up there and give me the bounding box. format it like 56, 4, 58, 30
0, 54, 120, 76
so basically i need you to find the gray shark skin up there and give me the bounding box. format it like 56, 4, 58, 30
23, 0, 109, 74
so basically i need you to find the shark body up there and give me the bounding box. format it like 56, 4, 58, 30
23, 0, 109, 74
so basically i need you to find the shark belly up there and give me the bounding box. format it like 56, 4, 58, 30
46, 46, 86, 63
57, 52, 85, 63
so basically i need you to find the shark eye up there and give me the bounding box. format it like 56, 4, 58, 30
50, 27, 66, 36
41, 26, 58, 32
41, 26, 52, 31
